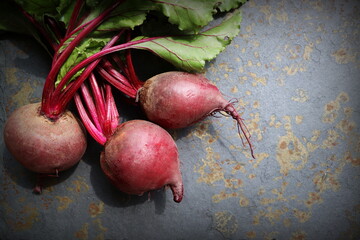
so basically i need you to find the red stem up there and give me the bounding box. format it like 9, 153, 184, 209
89, 73, 106, 121
74, 93, 107, 145
44, 16, 65, 44
125, 32, 143, 89
66, 0, 85, 37
110, 54, 127, 74
41, 0, 123, 118
51, 0, 84, 64
101, 60, 132, 88
79, 83, 102, 130
109, 90, 119, 131
103, 85, 119, 138
45, 30, 124, 119
51, 36, 164, 105
96, 65, 137, 98
75, 78, 119, 145
54, 31, 123, 98
20, 8, 58, 52
52, 22, 90, 65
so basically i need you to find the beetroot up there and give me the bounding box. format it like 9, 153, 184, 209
100, 120, 183, 203
3, 103, 87, 174
138, 71, 254, 158
75, 78, 184, 203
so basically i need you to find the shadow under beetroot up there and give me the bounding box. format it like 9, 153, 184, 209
85, 142, 167, 214
2, 145, 78, 193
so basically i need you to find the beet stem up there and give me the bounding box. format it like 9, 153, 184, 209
89, 73, 106, 120
97, 64, 137, 98
44, 31, 123, 119
41, 1, 123, 118
19, 7, 58, 53
80, 82, 102, 130
74, 93, 107, 145
66, 0, 85, 37
74, 74, 119, 144
125, 32, 143, 89
104, 84, 119, 138
51, 36, 164, 100
44, 15, 65, 44
52, 31, 124, 109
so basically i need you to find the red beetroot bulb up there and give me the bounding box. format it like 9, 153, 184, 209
3, 103, 87, 174
138, 71, 254, 158
100, 120, 184, 203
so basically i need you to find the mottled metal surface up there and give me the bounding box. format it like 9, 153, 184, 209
1, 0, 360, 239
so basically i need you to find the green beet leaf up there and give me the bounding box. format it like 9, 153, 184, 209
129, 9, 242, 72
96, 0, 151, 31
55, 36, 111, 86
216, 0, 247, 12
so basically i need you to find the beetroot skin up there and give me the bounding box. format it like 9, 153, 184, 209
139, 71, 254, 158
100, 120, 183, 203
3, 103, 87, 174
139, 71, 237, 129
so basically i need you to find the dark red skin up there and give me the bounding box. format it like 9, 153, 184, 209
139, 71, 230, 129
139, 71, 255, 158
3, 103, 87, 174
100, 120, 183, 203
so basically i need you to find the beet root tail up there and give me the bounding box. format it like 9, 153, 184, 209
170, 181, 184, 203
223, 103, 255, 159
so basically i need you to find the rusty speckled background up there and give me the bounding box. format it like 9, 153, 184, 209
1, 0, 360, 239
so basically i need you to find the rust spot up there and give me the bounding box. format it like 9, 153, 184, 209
67, 177, 90, 193
56, 196, 73, 211
336, 48, 346, 56
284, 218, 292, 227
326, 103, 334, 111
233, 164, 242, 170
239, 197, 250, 207
89, 202, 104, 218
337, 119, 355, 134
291, 231, 307, 240
280, 141, 287, 149
248, 174, 256, 179
8, 205, 39, 231
246, 231, 257, 238
293, 209, 311, 223
213, 211, 238, 238
41, 197, 54, 209
75, 223, 89, 240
